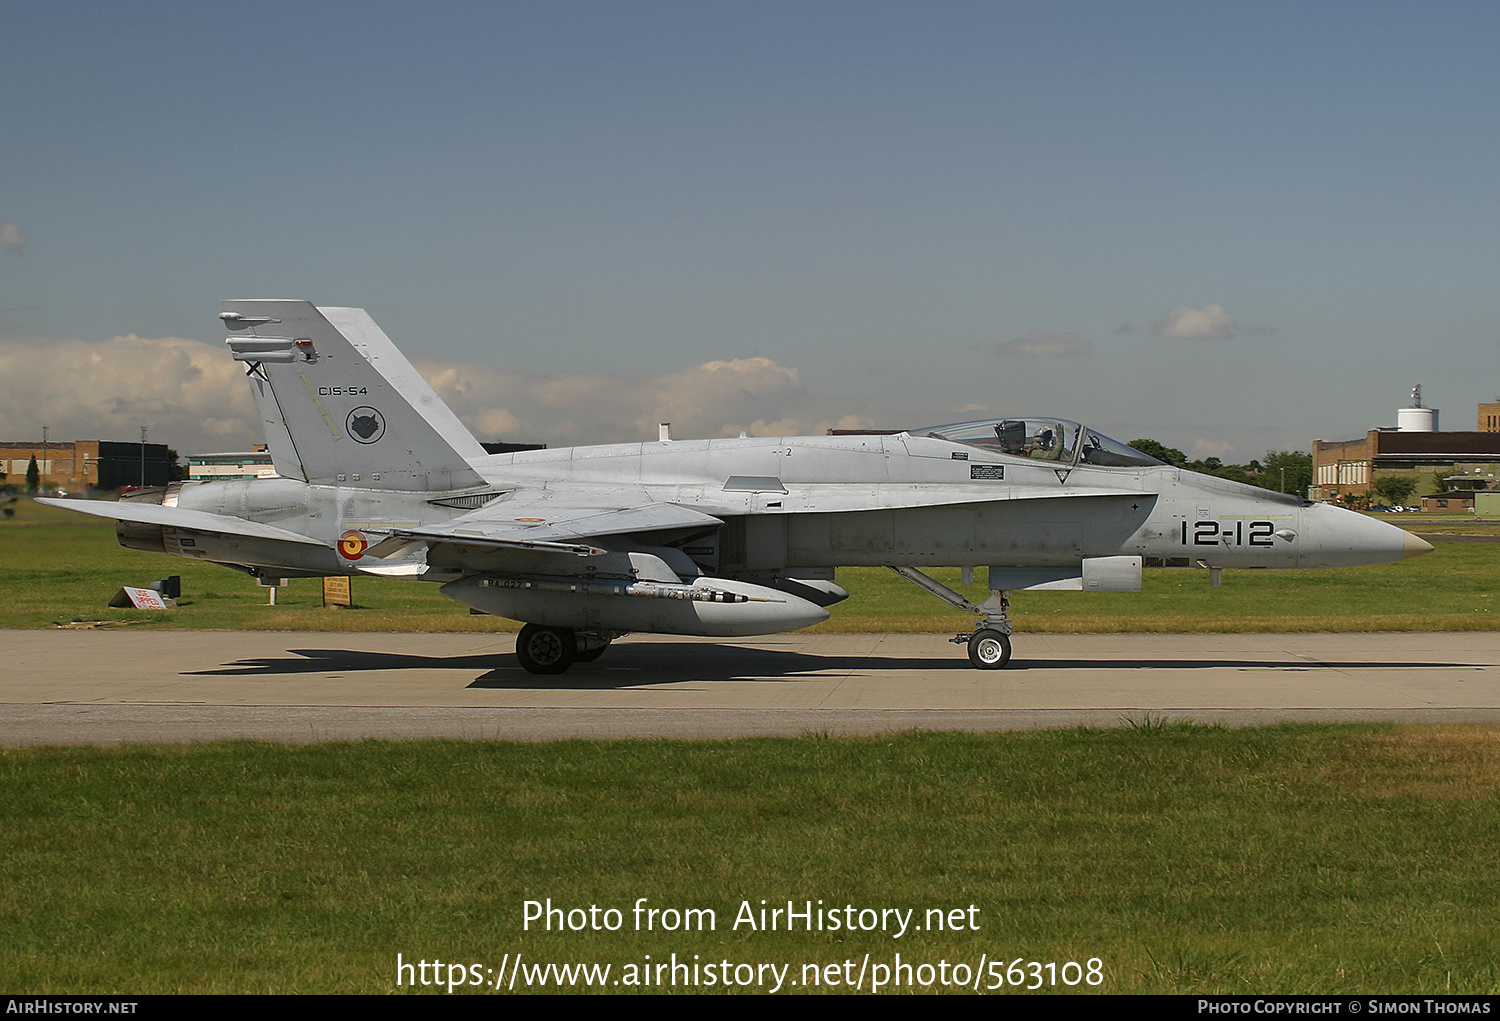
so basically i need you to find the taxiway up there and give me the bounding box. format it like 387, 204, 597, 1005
3, 629, 1497, 746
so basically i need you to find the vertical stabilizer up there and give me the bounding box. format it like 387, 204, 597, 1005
222, 300, 485, 492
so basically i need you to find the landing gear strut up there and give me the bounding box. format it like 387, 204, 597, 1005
574, 630, 621, 663
890, 567, 1015, 670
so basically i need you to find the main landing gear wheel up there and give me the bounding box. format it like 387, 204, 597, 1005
515, 624, 577, 675
967, 628, 1012, 670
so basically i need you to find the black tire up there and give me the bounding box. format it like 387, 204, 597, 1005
967, 628, 1012, 670
516, 624, 578, 675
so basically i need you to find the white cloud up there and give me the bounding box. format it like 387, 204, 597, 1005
1191, 438, 1234, 459
0, 335, 255, 451
0, 222, 27, 253
994, 331, 1091, 357
0, 335, 867, 455
1154, 303, 1237, 340
416, 353, 871, 443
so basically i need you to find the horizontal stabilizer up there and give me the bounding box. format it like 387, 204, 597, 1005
36, 498, 326, 546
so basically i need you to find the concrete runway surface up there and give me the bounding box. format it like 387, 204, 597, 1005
3, 629, 1497, 746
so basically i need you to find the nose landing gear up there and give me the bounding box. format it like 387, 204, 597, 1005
889, 567, 1015, 669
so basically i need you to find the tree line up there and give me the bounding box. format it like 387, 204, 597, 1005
1128, 439, 1313, 495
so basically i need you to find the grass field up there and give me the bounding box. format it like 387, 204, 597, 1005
2, 498, 1497, 633
3, 724, 1498, 994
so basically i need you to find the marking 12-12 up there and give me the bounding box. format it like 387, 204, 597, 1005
1182, 520, 1275, 547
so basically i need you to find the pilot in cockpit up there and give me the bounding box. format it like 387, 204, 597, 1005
1032, 427, 1057, 458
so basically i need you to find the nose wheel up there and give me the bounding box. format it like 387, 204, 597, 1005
967, 628, 1012, 669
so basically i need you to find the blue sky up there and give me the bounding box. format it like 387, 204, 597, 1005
3, 1, 1498, 457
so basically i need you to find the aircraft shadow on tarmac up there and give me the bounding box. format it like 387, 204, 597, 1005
185, 644, 967, 689
182, 643, 1480, 690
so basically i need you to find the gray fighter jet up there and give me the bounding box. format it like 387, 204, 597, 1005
43, 301, 1432, 673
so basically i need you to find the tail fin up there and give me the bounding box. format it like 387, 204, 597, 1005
222, 300, 485, 492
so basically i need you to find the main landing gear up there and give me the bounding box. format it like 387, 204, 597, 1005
889, 567, 1015, 670
514, 624, 622, 675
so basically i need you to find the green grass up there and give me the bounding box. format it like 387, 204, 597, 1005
4, 498, 1495, 633
0, 498, 505, 632
3, 725, 1498, 993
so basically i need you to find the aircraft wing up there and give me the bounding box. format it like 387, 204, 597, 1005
367, 491, 724, 559
36, 498, 326, 546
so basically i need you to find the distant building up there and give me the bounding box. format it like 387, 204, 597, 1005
1312, 394, 1500, 502
0, 440, 176, 491
1420, 490, 1480, 512
187, 446, 278, 481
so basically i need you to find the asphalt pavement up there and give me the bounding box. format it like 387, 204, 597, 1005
4, 629, 1497, 745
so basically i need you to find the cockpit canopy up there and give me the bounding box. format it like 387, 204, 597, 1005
912, 418, 1166, 469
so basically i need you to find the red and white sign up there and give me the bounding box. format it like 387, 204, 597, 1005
119, 586, 167, 610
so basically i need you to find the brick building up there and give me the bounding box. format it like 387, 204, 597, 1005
1311, 412, 1500, 502
0, 440, 177, 492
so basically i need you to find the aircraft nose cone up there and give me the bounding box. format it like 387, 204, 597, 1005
1403, 531, 1435, 559
1300, 502, 1426, 568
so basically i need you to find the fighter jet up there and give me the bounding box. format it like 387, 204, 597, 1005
43, 301, 1433, 673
